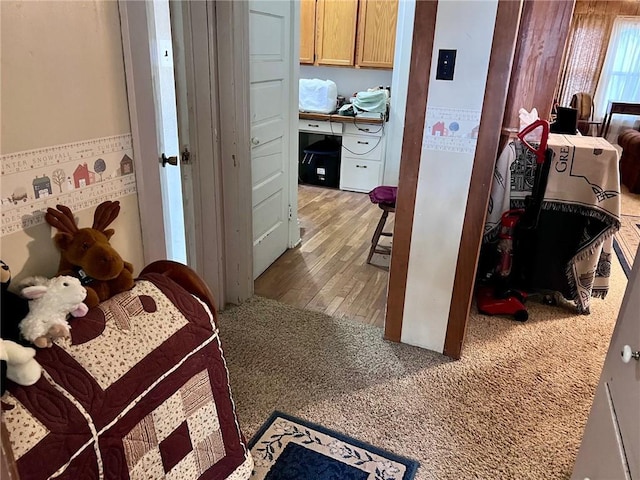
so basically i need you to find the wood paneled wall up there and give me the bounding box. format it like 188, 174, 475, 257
573, 0, 640, 16
502, 0, 575, 130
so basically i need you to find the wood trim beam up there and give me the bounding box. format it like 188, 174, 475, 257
384, 0, 438, 342
443, 0, 524, 359
215, 0, 254, 304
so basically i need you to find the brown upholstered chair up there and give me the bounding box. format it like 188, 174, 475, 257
618, 128, 640, 193
570, 92, 601, 136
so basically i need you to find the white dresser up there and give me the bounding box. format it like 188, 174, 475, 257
299, 114, 386, 193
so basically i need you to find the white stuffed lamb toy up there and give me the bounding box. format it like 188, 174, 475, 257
19, 275, 89, 348
0, 339, 42, 386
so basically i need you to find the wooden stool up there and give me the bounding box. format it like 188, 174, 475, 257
367, 203, 395, 264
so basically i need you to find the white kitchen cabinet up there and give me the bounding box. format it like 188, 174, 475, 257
298, 119, 343, 135
342, 134, 384, 160
339, 125, 385, 192
298, 114, 386, 193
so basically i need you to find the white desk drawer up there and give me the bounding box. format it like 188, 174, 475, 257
343, 122, 384, 137
340, 157, 382, 193
342, 134, 384, 160
298, 119, 342, 135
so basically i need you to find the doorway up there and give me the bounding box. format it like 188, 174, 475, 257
252, 1, 404, 327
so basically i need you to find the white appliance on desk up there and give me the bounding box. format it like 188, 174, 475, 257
298, 116, 386, 193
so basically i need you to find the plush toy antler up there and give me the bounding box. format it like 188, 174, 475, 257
45, 201, 135, 308
92, 201, 120, 231
45, 204, 80, 234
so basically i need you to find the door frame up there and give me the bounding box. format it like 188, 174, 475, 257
120, 0, 251, 307
384, 0, 524, 358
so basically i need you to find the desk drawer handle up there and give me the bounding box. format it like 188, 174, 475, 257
356, 164, 367, 168
361, 128, 370, 132
308, 123, 319, 128
357, 141, 369, 145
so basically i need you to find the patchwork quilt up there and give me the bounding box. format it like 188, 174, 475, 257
2, 273, 253, 480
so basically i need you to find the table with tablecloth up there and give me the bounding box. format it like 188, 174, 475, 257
484, 134, 621, 313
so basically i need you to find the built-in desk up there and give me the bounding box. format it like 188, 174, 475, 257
298, 112, 386, 193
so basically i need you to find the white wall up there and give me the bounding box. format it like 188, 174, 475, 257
383, 0, 416, 186
0, 1, 145, 284
401, 0, 499, 352
300, 65, 392, 99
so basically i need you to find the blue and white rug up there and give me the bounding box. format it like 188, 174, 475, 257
249, 412, 419, 480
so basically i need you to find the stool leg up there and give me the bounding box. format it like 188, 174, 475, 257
367, 210, 389, 264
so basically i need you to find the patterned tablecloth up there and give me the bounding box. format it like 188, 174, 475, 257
485, 134, 621, 313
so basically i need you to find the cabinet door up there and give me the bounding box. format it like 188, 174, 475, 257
300, 0, 316, 64
315, 0, 358, 66
340, 157, 382, 193
356, 0, 398, 69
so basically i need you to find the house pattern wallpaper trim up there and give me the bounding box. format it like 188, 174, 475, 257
423, 106, 481, 154
1, 134, 136, 237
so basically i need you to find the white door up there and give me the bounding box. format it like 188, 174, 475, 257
147, 0, 187, 264
119, 0, 190, 265
249, 1, 292, 279
572, 246, 640, 479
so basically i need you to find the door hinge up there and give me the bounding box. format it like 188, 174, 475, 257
288, 205, 293, 220
181, 147, 191, 165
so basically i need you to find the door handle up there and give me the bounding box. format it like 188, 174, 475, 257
621, 345, 640, 363
160, 153, 178, 167
251, 137, 260, 146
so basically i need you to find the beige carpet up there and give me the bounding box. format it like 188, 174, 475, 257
220, 255, 627, 480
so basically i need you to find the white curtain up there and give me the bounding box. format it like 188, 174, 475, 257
556, 14, 610, 108
594, 16, 640, 143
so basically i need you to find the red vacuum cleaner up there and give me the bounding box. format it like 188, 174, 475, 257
476, 119, 552, 322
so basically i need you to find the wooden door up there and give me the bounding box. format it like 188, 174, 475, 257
356, 0, 399, 69
315, 0, 358, 66
249, 1, 293, 279
571, 247, 640, 479
300, 0, 316, 64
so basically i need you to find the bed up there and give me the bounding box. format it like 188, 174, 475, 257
1, 260, 253, 479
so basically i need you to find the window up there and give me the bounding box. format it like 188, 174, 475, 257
594, 16, 640, 126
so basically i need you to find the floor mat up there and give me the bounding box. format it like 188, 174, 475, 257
249, 411, 418, 480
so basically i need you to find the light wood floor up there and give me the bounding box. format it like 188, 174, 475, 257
254, 185, 393, 327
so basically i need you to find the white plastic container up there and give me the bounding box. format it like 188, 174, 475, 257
299, 78, 338, 114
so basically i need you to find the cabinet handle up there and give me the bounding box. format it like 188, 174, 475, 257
356, 165, 367, 168
362, 128, 370, 132
357, 141, 369, 145
308, 124, 319, 128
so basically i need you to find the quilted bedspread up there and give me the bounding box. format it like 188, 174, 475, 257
2, 273, 253, 480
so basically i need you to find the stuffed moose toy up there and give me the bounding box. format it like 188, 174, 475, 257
45, 201, 135, 309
